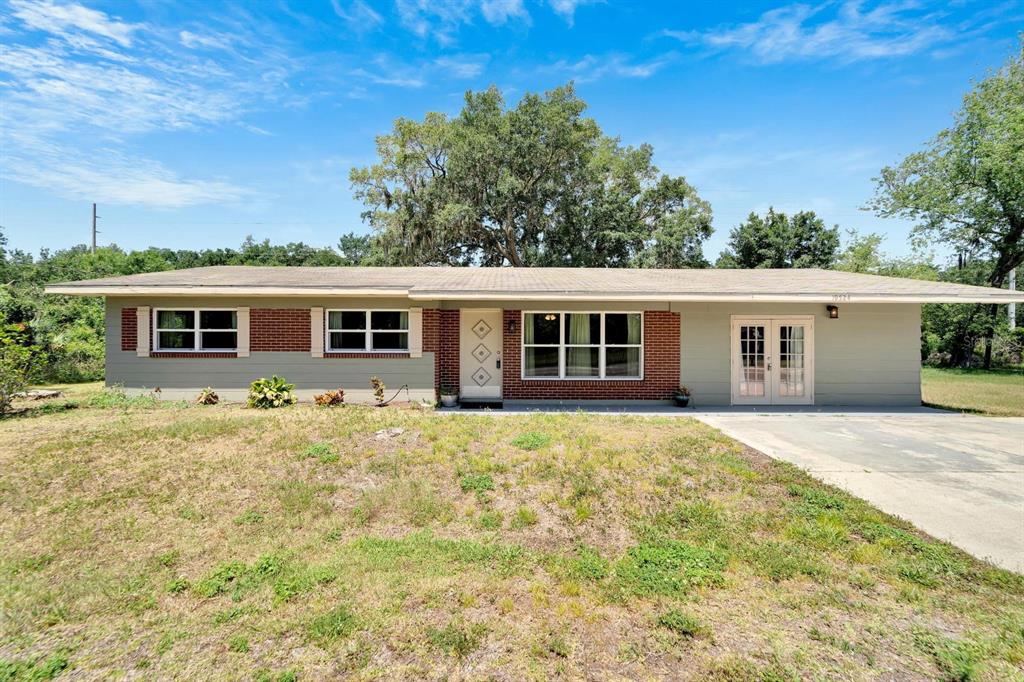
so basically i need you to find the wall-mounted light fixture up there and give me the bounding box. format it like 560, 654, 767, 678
543, 313, 557, 321
826, 305, 839, 319
506, 318, 518, 334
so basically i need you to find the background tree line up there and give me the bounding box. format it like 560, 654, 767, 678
1, 41, 1020, 386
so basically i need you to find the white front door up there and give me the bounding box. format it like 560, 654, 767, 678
460, 309, 503, 399
731, 316, 814, 405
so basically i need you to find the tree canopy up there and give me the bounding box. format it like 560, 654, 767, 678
350, 84, 713, 268
871, 40, 1023, 288
716, 208, 840, 269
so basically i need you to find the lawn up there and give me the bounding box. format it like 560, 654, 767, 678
2, 387, 1023, 680
922, 366, 1024, 417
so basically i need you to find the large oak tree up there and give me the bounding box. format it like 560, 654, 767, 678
350, 84, 712, 267
871, 41, 1023, 366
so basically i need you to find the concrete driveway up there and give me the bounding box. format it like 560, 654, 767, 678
692, 409, 1024, 573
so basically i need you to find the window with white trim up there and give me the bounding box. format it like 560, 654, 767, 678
523, 312, 642, 379
326, 310, 408, 352
154, 309, 237, 351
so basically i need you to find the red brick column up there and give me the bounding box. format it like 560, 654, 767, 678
251, 308, 310, 351
501, 309, 679, 400
121, 307, 137, 351
434, 310, 460, 392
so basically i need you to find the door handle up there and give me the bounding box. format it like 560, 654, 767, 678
496, 359, 501, 369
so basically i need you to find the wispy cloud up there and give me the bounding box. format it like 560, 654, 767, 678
330, 0, 383, 32
548, 0, 598, 27
0, 0, 297, 206
542, 52, 674, 83
663, 1, 956, 63
435, 53, 489, 78
395, 0, 530, 44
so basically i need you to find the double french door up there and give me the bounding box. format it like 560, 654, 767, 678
730, 317, 814, 405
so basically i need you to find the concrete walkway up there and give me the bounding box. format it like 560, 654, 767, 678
692, 410, 1024, 573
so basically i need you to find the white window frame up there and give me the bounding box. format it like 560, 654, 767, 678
325, 309, 410, 353
521, 311, 644, 380
153, 308, 238, 352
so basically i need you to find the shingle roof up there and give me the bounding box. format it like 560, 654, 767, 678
44, 265, 1024, 303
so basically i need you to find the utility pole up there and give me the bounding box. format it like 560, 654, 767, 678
1010, 268, 1017, 330
91, 203, 99, 253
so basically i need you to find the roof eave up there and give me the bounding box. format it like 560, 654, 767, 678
43, 285, 1024, 304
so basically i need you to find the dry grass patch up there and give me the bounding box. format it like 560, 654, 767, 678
1, 386, 1022, 680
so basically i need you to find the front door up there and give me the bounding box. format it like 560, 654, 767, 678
731, 317, 814, 405
460, 309, 503, 399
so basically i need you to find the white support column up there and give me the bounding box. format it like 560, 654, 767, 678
409, 307, 423, 357
311, 307, 324, 358
136, 306, 150, 357
237, 307, 250, 357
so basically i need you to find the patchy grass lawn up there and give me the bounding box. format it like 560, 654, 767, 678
2, 387, 1023, 680
922, 367, 1024, 417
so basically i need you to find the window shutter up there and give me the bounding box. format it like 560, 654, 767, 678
136, 306, 150, 357
409, 307, 423, 357
237, 307, 250, 357
311, 307, 324, 358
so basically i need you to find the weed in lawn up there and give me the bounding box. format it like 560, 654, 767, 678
913, 628, 980, 681
613, 540, 727, 597
742, 540, 826, 582
227, 634, 250, 653
656, 610, 709, 638
476, 510, 503, 530
86, 386, 160, 409
301, 441, 339, 464
353, 479, 453, 527
0, 651, 70, 680
307, 605, 358, 646
564, 545, 609, 582
459, 472, 495, 494
511, 431, 551, 450
254, 669, 297, 682
233, 509, 264, 526
427, 620, 487, 658
166, 577, 189, 594
510, 506, 539, 529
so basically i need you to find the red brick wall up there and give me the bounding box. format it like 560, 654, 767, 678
501, 309, 679, 400
121, 307, 137, 351
251, 308, 310, 352
434, 310, 459, 392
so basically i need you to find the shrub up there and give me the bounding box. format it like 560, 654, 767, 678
370, 376, 386, 406
313, 388, 345, 406
247, 376, 297, 409
195, 387, 219, 405
0, 325, 38, 414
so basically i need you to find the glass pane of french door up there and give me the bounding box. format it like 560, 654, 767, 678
775, 323, 807, 399
738, 323, 767, 398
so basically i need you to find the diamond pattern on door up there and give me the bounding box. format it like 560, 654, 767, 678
471, 367, 492, 386
471, 343, 492, 363
471, 319, 493, 339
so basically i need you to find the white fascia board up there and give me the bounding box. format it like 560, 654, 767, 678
43, 286, 1024, 304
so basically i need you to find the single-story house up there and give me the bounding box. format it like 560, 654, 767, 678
45, 266, 1023, 407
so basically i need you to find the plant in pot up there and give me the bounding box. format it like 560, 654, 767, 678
439, 384, 459, 408
673, 386, 691, 408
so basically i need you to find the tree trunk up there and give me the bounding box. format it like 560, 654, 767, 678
983, 303, 999, 369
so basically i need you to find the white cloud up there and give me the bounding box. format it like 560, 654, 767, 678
434, 54, 489, 78
548, 0, 597, 27
481, 0, 528, 25
544, 52, 673, 83
3, 143, 249, 207
395, 0, 529, 44
665, 1, 955, 63
10, 0, 140, 47
330, 0, 383, 31
0, 0, 297, 206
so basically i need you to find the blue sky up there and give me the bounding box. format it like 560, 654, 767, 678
1, 0, 1021, 262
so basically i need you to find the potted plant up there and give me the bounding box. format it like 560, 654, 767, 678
673, 386, 691, 408
439, 384, 459, 408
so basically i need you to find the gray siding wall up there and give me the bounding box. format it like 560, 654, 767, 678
672, 302, 922, 407
106, 297, 435, 401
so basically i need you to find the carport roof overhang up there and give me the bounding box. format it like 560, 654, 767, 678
43, 265, 1024, 304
